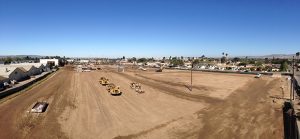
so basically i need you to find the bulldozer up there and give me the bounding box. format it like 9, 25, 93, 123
106, 83, 122, 95
99, 77, 109, 86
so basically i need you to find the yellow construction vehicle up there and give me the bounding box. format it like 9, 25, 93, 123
99, 77, 109, 85
110, 86, 122, 96
106, 83, 115, 92
130, 82, 145, 94
106, 83, 122, 95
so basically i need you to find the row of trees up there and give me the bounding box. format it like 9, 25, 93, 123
0, 56, 40, 64
1, 56, 65, 65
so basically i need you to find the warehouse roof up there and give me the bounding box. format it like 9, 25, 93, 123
0, 75, 8, 81
0, 67, 19, 78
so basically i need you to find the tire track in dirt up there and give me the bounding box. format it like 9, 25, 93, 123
0, 68, 74, 139
197, 79, 283, 139
111, 71, 222, 104
135, 73, 213, 92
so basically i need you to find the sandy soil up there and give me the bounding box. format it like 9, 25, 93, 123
0, 66, 286, 139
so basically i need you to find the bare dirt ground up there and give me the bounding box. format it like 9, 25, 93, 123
0, 66, 286, 139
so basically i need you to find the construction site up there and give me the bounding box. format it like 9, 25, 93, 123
0, 64, 287, 139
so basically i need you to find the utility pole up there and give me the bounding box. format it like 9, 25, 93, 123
292, 56, 295, 100
190, 64, 193, 91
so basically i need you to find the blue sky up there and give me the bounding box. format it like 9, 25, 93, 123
0, 0, 299, 58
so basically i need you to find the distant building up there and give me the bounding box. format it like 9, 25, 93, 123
67, 59, 74, 63
79, 60, 89, 63
40, 59, 59, 66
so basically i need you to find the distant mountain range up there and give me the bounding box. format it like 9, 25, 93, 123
246, 54, 296, 59
0, 55, 44, 58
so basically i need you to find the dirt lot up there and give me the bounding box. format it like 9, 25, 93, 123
0, 66, 286, 139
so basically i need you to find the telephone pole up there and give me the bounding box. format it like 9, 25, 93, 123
190, 64, 193, 91
292, 56, 295, 100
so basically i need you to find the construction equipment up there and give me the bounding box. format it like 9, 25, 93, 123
106, 83, 115, 92
99, 77, 109, 85
130, 82, 140, 89
130, 82, 145, 94
110, 86, 122, 95
106, 83, 122, 95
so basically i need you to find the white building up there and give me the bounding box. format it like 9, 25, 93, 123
79, 60, 89, 63
40, 59, 59, 66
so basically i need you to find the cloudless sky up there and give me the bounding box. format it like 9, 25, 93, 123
0, 0, 299, 58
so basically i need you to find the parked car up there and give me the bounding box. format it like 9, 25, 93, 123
3, 82, 12, 88
255, 73, 261, 78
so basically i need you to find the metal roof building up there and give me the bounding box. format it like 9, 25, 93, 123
0, 67, 28, 82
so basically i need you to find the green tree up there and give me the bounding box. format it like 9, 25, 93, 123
254, 61, 263, 66
132, 57, 136, 62
4, 57, 12, 64
221, 56, 226, 63
170, 59, 184, 67
192, 59, 200, 65
232, 57, 240, 62
137, 58, 147, 63
238, 62, 247, 67
280, 61, 288, 72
